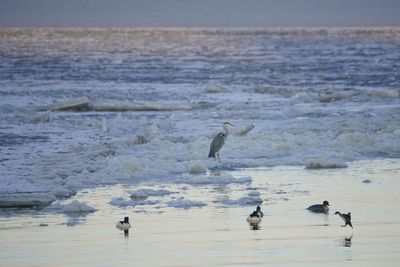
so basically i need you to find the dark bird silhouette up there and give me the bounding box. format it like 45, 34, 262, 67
307, 200, 330, 213
208, 122, 235, 162
247, 205, 263, 224
335, 211, 353, 228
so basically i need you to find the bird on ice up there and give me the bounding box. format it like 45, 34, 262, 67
208, 122, 235, 162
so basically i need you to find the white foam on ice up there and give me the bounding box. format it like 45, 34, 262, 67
1, 29, 400, 204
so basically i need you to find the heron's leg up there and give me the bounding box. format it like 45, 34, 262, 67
217, 152, 221, 163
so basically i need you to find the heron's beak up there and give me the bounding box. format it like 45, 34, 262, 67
228, 123, 235, 127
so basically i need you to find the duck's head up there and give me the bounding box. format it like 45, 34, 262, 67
256, 205, 261, 212
323, 200, 330, 206
334, 211, 340, 215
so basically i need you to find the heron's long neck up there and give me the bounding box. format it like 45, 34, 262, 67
223, 125, 229, 136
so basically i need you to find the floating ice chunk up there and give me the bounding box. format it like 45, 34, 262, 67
178, 173, 252, 185
206, 85, 227, 93
305, 159, 348, 169
231, 124, 255, 136
254, 86, 290, 95
188, 162, 207, 174
222, 190, 263, 206
167, 198, 207, 209
129, 189, 172, 199
39, 97, 90, 111
89, 101, 193, 112
368, 89, 399, 98
247, 190, 261, 197
319, 90, 358, 102
51, 186, 76, 198
31, 111, 53, 124
51, 200, 97, 213
109, 197, 160, 207
222, 193, 263, 206
335, 132, 374, 146
0, 193, 56, 208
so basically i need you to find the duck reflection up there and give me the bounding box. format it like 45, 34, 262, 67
341, 234, 353, 247
249, 223, 260, 230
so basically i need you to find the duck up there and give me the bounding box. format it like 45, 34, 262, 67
246, 205, 263, 224
335, 211, 353, 228
116, 217, 131, 230
307, 200, 330, 213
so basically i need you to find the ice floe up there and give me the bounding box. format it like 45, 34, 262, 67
188, 162, 208, 174
109, 197, 160, 207
206, 85, 227, 93
319, 90, 358, 102
166, 198, 207, 209
50, 200, 97, 213
0, 193, 56, 208
129, 189, 173, 199
305, 159, 348, 169
222, 191, 263, 206
177, 174, 252, 185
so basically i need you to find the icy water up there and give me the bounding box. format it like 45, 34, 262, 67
0, 28, 399, 266
1, 159, 400, 266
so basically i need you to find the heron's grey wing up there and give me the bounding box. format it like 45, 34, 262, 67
210, 133, 225, 155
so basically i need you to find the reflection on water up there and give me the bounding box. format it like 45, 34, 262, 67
1, 159, 400, 266
249, 223, 261, 230
338, 234, 353, 262
123, 229, 129, 237
341, 234, 353, 247
64, 212, 90, 227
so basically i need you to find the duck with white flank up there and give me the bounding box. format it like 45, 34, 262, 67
247, 205, 263, 224
307, 200, 330, 213
335, 212, 353, 228
116, 217, 131, 230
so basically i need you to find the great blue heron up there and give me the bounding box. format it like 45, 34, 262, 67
208, 122, 235, 162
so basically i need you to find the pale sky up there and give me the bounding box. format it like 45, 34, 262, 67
0, 0, 399, 27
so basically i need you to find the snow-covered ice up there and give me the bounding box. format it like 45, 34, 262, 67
0, 28, 399, 208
